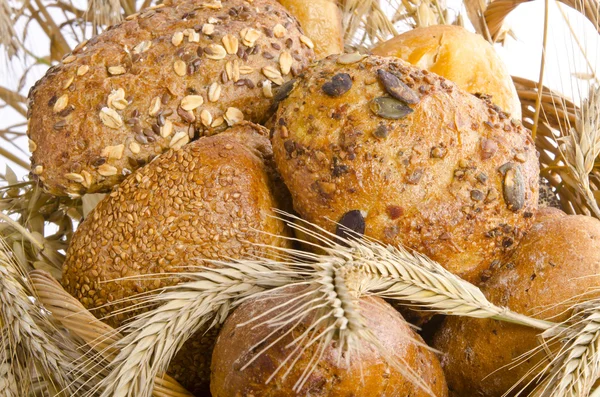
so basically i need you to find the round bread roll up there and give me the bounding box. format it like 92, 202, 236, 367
271, 54, 539, 283
278, 0, 344, 58
62, 122, 292, 394
371, 25, 522, 119
27, 0, 315, 197
432, 213, 600, 396
211, 287, 448, 396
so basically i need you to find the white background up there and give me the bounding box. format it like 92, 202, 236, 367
0, 0, 598, 180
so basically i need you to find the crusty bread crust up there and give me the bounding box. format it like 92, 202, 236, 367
372, 25, 522, 119
62, 122, 292, 394
278, 0, 344, 58
211, 287, 448, 396
433, 213, 600, 396
271, 54, 539, 283
28, 0, 314, 196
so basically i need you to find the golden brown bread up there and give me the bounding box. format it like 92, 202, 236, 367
278, 0, 344, 58
371, 25, 522, 118
211, 287, 448, 396
432, 213, 600, 396
271, 54, 539, 283
61, 122, 292, 394
27, 0, 315, 197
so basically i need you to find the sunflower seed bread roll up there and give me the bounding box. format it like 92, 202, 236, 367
271, 54, 539, 283
27, 0, 315, 197
62, 122, 292, 394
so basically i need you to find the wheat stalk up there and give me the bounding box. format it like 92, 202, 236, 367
557, 85, 600, 218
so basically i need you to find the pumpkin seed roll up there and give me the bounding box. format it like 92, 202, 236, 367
27, 0, 314, 197
271, 54, 539, 283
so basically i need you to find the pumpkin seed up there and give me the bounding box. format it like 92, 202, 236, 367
500, 163, 525, 211
370, 96, 413, 119
336, 210, 366, 242
376, 69, 420, 104
322, 73, 352, 97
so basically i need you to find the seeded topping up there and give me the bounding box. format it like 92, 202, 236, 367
161, 119, 174, 138
205, 44, 227, 60
501, 163, 525, 211
262, 65, 284, 85
148, 96, 161, 116
77, 65, 89, 76
129, 141, 141, 154
173, 60, 187, 76
133, 41, 151, 54
224, 107, 244, 126
99, 107, 123, 129
62, 75, 75, 89
262, 80, 273, 98
62, 54, 76, 64
97, 164, 118, 176
336, 210, 366, 241
208, 82, 222, 102
169, 131, 190, 149
299, 35, 314, 49
273, 23, 286, 38
370, 96, 413, 119
28, 139, 37, 152
240, 27, 261, 47
322, 73, 352, 97
337, 52, 366, 65
376, 69, 420, 104
180, 95, 204, 111
108, 65, 126, 75
279, 51, 293, 76
222, 34, 238, 54
172, 31, 184, 46
200, 109, 213, 127
53, 94, 69, 113
65, 173, 85, 183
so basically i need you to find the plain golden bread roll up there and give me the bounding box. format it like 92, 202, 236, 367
271, 54, 538, 283
278, 0, 344, 58
432, 213, 600, 396
211, 288, 448, 396
371, 25, 522, 119
27, 0, 315, 197
62, 122, 292, 394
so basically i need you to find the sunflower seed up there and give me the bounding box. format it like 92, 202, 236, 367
108, 65, 126, 75
501, 163, 525, 212
273, 23, 287, 38
99, 107, 123, 129
377, 69, 420, 104
77, 65, 89, 76
133, 41, 151, 54
262, 65, 284, 85
53, 94, 69, 113
148, 96, 161, 116
201, 23, 214, 36
161, 119, 173, 137
224, 107, 244, 126
63, 75, 75, 89
101, 144, 125, 160
172, 31, 184, 46
97, 164, 118, 176
65, 173, 85, 183
180, 95, 204, 111
129, 141, 141, 154
169, 131, 189, 150
279, 51, 293, 76
337, 52, 366, 65
262, 80, 273, 98
108, 88, 128, 110
336, 210, 366, 241
174, 60, 187, 76
208, 82, 222, 102
177, 107, 195, 123
200, 109, 212, 127
300, 35, 314, 49
28, 139, 37, 152
370, 97, 413, 119
322, 73, 352, 97
205, 44, 227, 60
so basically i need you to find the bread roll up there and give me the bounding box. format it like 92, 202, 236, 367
211, 287, 448, 396
371, 25, 521, 118
278, 0, 344, 58
432, 213, 600, 396
62, 122, 292, 394
271, 54, 538, 283
27, 0, 315, 197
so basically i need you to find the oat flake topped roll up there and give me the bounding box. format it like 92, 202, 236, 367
27, 0, 314, 197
